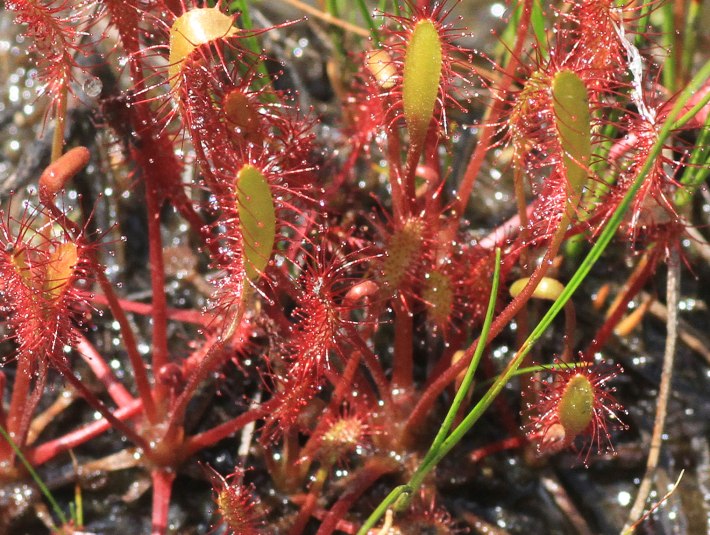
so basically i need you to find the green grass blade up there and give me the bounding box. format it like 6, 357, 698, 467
355, 0, 382, 46
424, 248, 501, 457
531, 0, 548, 56
634, 1, 653, 48
676, 102, 710, 207
229, 0, 271, 82
475, 361, 592, 390
681, 0, 700, 82
0, 424, 68, 526
661, 2, 676, 92
358, 249, 501, 530
356, 485, 411, 534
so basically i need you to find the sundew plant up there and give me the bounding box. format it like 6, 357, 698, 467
0, 0, 709, 533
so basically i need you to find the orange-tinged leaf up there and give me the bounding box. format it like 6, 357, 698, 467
169, 7, 237, 86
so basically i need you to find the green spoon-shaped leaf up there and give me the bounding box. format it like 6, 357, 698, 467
236, 165, 276, 280
552, 70, 591, 214
403, 20, 443, 146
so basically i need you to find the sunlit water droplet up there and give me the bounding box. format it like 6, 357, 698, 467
83, 76, 102, 98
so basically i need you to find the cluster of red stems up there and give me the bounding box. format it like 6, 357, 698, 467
0, 0, 706, 533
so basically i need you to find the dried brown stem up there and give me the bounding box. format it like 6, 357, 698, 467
623, 250, 680, 532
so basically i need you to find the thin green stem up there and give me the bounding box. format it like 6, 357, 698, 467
356, 485, 411, 535
475, 361, 592, 390
406, 248, 500, 496
671, 84, 710, 207
673, 91, 710, 131
681, 0, 700, 83
530, 0, 548, 56
634, 1, 653, 48
0, 423, 68, 526
661, 2, 676, 92
391, 0, 402, 17
324, 0, 348, 66
229, 0, 271, 85
275, 0, 370, 37
426, 248, 501, 456
496, 1, 522, 66
358, 249, 501, 530
74, 470, 84, 527
675, 123, 710, 207
355, 0, 381, 46
228, 0, 262, 56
